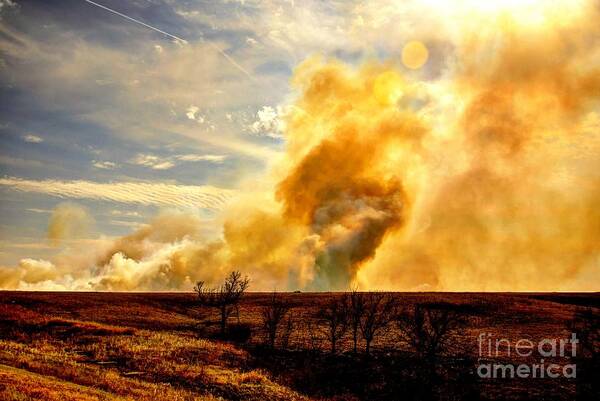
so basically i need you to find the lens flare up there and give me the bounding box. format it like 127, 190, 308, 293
402, 41, 429, 70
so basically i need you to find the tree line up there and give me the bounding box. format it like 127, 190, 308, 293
195, 271, 465, 360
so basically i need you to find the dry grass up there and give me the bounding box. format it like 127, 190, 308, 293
0, 364, 125, 401
0, 291, 597, 400
0, 295, 308, 401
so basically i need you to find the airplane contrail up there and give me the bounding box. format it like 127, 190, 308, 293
205, 41, 256, 82
83, 0, 255, 81
84, 0, 188, 43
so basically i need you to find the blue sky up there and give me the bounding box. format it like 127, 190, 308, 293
0, 0, 368, 265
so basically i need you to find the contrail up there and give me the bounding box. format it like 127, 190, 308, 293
206, 41, 256, 82
84, 0, 188, 44
83, 0, 255, 81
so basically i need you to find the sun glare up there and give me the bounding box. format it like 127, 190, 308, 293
422, 0, 585, 27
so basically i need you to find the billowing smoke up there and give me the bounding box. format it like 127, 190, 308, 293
357, 0, 600, 291
1, 0, 599, 291
48, 202, 94, 245
275, 62, 423, 289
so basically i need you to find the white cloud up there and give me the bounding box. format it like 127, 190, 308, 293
22, 134, 43, 143
131, 153, 227, 169
0, 0, 16, 13
175, 154, 227, 163
152, 161, 175, 170
92, 160, 118, 170
249, 105, 286, 139
186, 105, 205, 123
0, 176, 234, 209
109, 210, 142, 218
26, 208, 51, 214
131, 154, 175, 170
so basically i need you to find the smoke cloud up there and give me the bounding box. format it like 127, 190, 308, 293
47, 203, 94, 245
1, 0, 599, 291
357, 0, 600, 291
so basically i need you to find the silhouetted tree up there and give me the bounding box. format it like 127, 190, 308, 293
195, 271, 249, 335
346, 287, 365, 354
360, 293, 396, 356
317, 295, 349, 354
303, 316, 323, 352
279, 312, 296, 350
261, 291, 293, 348
396, 303, 465, 362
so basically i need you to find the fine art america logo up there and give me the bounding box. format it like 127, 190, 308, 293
477, 333, 578, 379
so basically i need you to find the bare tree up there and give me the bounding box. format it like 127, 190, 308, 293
346, 287, 365, 354
395, 303, 465, 362
279, 312, 296, 350
360, 293, 396, 356
303, 316, 323, 352
316, 295, 349, 354
195, 271, 250, 335
261, 291, 293, 348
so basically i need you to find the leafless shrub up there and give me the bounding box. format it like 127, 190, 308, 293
360, 293, 396, 356
302, 314, 323, 352
346, 287, 365, 354
279, 313, 296, 350
395, 303, 465, 361
316, 295, 349, 354
261, 292, 293, 348
194, 271, 250, 335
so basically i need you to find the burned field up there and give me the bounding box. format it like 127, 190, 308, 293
0, 291, 598, 401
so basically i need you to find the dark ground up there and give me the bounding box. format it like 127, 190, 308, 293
0, 291, 598, 401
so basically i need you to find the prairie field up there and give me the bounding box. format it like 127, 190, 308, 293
0, 291, 598, 401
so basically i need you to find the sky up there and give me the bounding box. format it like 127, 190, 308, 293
0, 0, 337, 262
0, 0, 427, 271
0, 0, 599, 291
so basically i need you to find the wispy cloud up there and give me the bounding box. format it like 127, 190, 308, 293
0, 177, 233, 209
131, 153, 227, 170
175, 154, 227, 163
83, 0, 256, 82
109, 210, 142, 218
109, 219, 146, 228
186, 105, 205, 123
25, 208, 51, 214
92, 160, 118, 170
22, 134, 43, 143
131, 154, 175, 170
0, 21, 282, 162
